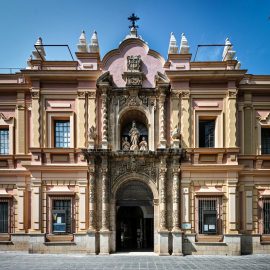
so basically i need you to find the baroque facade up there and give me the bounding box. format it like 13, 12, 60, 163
0, 23, 270, 256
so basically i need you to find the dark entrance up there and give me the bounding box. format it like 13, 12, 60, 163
116, 206, 154, 251
116, 181, 154, 251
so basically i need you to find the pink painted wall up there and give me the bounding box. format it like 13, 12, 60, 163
102, 40, 165, 88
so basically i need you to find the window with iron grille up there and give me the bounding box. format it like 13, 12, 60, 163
52, 199, 72, 234
199, 120, 215, 147
261, 128, 270, 154
0, 129, 9, 155
263, 199, 270, 234
54, 120, 70, 148
198, 197, 221, 234
0, 200, 9, 233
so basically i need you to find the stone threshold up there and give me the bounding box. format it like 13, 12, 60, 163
195, 242, 227, 246
44, 241, 76, 245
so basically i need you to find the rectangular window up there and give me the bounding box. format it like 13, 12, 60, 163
263, 199, 270, 234
0, 129, 9, 155
261, 128, 270, 154
199, 119, 215, 147
0, 201, 9, 233
52, 199, 72, 234
54, 120, 70, 148
198, 197, 219, 234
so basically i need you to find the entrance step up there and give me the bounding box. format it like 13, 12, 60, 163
111, 252, 157, 256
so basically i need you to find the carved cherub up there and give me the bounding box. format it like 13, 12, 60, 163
139, 137, 148, 151
122, 137, 131, 151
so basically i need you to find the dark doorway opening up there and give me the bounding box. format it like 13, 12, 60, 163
116, 206, 154, 251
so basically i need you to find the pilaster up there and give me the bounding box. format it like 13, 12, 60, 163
171, 90, 181, 148
76, 90, 86, 148
158, 91, 166, 148
101, 87, 108, 149
227, 179, 238, 233
243, 93, 253, 154
30, 83, 41, 148
30, 176, 41, 233
226, 84, 237, 147
16, 179, 26, 232
15, 92, 26, 154
78, 179, 87, 231
180, 90, 190, 148
88, 90, 96, 149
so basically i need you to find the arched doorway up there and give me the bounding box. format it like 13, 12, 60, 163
116, 181, 154, 251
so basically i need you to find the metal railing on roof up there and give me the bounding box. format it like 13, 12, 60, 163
0, 68, 24, 74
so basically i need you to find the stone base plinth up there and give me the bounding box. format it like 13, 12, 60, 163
172, 230, 183, 256
158, 230, 169, 256
99, 230, 111, 255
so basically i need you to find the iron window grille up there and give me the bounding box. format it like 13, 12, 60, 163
0, 129, 9, 155
197, 197, 221, 234
263, 199, 270, 234
51, 199, 72, 234
0, 199, 12, 233
54, 120, 70, 148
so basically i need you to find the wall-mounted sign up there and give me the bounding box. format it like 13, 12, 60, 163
182, 223, 191, 230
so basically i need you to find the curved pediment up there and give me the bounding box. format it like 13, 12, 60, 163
101, 38, 166, 88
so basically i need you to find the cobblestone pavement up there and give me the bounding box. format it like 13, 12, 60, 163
0, 252, 270, 270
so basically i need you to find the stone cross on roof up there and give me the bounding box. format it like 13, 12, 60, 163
128, 13, 140, 29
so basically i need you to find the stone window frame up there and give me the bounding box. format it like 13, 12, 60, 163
0, 197, 14, 235
258, 195, 270, 235
46, 195, 75, 235
195, 196, 223, 235
256, 116, 270, 155
46, 112, 75, 148
194, 111, 223, 148
0, 114, 14, 155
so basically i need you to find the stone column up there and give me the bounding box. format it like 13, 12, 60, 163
100, 158, 110, 254
172, 164, 183, 255
101, 87, 108, 149
16, 92, 26, 154
181, 180, 190, 231
16, 180, 26, 232
158, 92, 166, 148
30, 85, 40, 148
180, 90, 190, 148
226, 86, 237, 147
158, 157, 169, 255
76, 90, 86, 148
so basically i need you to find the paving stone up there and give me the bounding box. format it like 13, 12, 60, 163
0, 252, 270, 270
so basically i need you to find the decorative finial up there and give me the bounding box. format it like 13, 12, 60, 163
179, 33, 190, 54
222, 37, 236, 61
168, 32, 178, 54
128, 13, 140, 29
32, 37, 46, 60
89, 30, 99, 53
77, 30, 88, 52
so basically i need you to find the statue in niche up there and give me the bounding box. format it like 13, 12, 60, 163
139, 137, 148, 151
122, 137, 131, 151
129, 121, 140, 150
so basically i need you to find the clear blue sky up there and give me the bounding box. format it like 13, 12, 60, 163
0, 0, 269, 74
